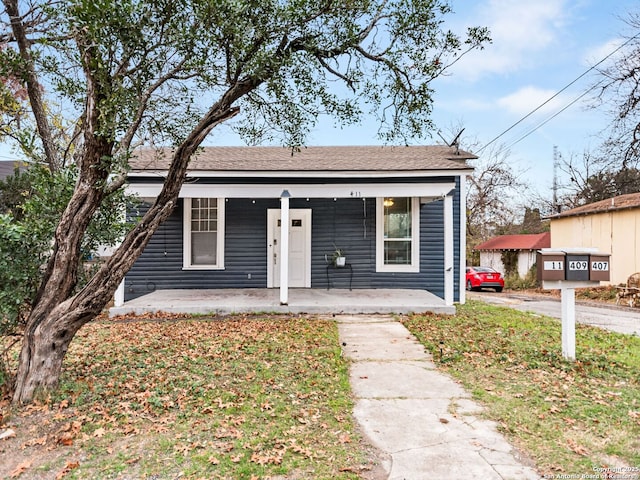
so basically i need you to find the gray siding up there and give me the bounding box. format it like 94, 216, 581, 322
125, 188, 462, 301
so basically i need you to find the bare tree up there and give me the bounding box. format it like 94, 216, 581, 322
0, 0, 489, 404
464, 141, 527, 259
593, 10, 640, 169
553, 149, 640, 209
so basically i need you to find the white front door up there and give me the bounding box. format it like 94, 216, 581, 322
267, 209, 312, 288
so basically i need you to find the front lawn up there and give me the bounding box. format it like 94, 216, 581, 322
403, 301, 640, 477
3, 303, 638, 479
1, 315, 372, 479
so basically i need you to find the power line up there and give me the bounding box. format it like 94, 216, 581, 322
502, 83, 598, 153
476, 31, 640, 155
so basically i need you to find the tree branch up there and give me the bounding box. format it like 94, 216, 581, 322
3, 0, 60, 171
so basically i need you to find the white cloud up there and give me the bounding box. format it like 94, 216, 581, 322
583, 38, 625, 67
448, 0, 569, 80
497, 86, 566, 116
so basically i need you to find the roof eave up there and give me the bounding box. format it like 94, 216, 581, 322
127, 168, 474, 179
548, 204, 640, 220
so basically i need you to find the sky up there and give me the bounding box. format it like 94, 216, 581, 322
1, 0, 637, 201
209, 0, 637, 199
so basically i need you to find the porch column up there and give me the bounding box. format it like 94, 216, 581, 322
279, 190, 291, 305
459, 176, 467, 304
114, 279, 125, 307
444, 194, 454, 306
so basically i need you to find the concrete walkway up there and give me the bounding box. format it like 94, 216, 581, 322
336, 315, 541, 480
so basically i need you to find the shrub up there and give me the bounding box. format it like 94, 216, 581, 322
504, 263, 539, 290
0, 164, 133, 394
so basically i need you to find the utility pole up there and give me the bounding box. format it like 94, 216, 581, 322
553, 146, 560, 213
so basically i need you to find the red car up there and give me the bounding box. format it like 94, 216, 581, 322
465, 266, 504, 292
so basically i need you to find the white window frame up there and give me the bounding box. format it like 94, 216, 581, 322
183, 197, 225, 270
376, 197, 420, 273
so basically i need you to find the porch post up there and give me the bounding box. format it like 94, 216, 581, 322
459, 176, 467, 304
279, 190, 291, 305
114, 279, 125, 307
444, 194, 454, 305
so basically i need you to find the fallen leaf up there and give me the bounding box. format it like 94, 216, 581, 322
567, 438, 589, 456
93, 427, 106, 438
22, 435, 48, 448
58, 432, 74, 446
10, 459, 33, 478
340, 466, 361, 473
55, 461, 79, 479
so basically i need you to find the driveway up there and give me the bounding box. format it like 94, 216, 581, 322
466, 291, 640, 337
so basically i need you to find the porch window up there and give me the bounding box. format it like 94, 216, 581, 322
376, 197, 419, 272
183, 198, 225, 269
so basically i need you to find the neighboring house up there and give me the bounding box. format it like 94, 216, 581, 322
474, 232, 551, 278
0, 159, 26, 180
548, 192, 640, 285
121, 145, 476, 306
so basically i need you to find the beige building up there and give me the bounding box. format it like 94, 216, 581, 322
549, 192, 640, 285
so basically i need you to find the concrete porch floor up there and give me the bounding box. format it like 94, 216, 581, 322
109, 288, 455, 317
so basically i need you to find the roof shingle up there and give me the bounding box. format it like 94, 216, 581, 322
130, 145, 476, 172
550, 192, 640, 218
474, 232, 551, 251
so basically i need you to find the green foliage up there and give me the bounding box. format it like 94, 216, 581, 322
576, 168, 640, 203
2, 0, 490, 150
0, 164, 132, 391
504, 263, 539, 290
500, 251, 518, 276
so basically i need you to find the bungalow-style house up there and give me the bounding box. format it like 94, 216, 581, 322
119, 145, 475, 308
549, 192, 640, 285
473, 232, 551, 278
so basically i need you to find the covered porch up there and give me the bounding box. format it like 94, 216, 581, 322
109, 288, 455, 317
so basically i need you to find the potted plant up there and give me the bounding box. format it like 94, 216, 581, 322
332, 245, 346, 267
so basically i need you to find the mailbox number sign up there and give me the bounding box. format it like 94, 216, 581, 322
543, 261, 563, 270
568, 260, 588, 270
591, 261, 609, 271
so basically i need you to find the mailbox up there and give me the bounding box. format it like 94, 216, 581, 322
537, 250, 611, 282
589, 254, 610, 282
537, 251, 565, 281
535, 249, 611, 362
565, 254, 590, 281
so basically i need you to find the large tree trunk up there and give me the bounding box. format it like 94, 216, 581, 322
12, 106, 240, 405
12, 302, 89, 403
